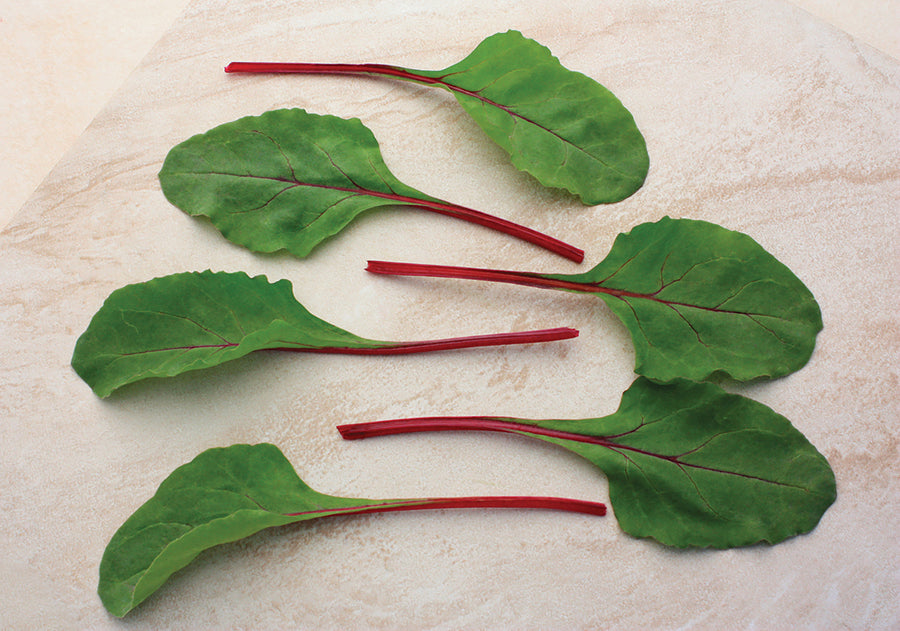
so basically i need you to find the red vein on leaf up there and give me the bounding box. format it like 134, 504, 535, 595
191, 169, 583, 262
118, 343, 238, 356
117, 328, 577, 357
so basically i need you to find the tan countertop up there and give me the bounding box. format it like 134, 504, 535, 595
1, 0, 898, 628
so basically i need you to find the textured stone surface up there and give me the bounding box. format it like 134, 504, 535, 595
1, 0, 897, 627
0, 0, 191, 228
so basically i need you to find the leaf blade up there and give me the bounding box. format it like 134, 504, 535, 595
97, 444, 373, 617
555, 217, 823, 381
159, 109, 425, 258
71, 271, 382, 397
526, 379, 836, 548
417, 30, 649, 203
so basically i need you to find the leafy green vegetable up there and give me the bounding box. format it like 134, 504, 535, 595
339, 377, 836, 548
368, 216, 823, 382
225, 30, 649, 204
99, 443, 606, 616
159, 108, 583, 261
71, 270, 578, 398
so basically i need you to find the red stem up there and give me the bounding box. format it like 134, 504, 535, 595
225, 62, 441, 84
288, 495, 605, 518
367, 260, 598, 293
339, 416, 528, 440
224, 62, 512, 116
338, 415, 614, 449
273, 327, 578, 355
404, 199, 583, 263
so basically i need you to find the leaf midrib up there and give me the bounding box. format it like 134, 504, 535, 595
178, 169, 454, 214
467, 418, 807, 490
467, 269, 794, 321
422, 67, 642, 182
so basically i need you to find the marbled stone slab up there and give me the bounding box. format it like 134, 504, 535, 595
1, 0, 897, 628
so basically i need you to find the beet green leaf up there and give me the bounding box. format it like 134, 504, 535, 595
367, 216, 823, 382
339, 377, 836, 548
225, 30, 649, 204
99, 443, 606, 616
158, 108, 583, 262
71, 270, 578, 398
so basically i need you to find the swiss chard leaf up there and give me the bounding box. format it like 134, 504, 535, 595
368, 217, 823, 382
71, 270, 578, 398
339, 377, 837, 548
99, 443, 606, 616
226, 30, 649, 204
158, 108, 583, 261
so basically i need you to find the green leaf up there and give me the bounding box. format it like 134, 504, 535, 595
416, 30, 649, 204
368, 217, 824, 382
340, 378, 837, 548
72, 270, 578, 398
555, 217, 823, 381
226, 30, 650, 204
71, 271, 381, 398
159, 109, 420, 258
536, 378, 836, 548
158, 108, 583, 261
98, 444, 367, 617
99, 443, 606, 616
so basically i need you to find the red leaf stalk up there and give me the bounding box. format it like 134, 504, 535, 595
405, 200, 584, 263
225, 62, 440, 84
273, 327, 578, 355
366, 260, 593, 292
287, 495, 606, 518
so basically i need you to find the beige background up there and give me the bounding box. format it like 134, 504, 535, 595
1, 1, 898, 230
1, 0, 898, 628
